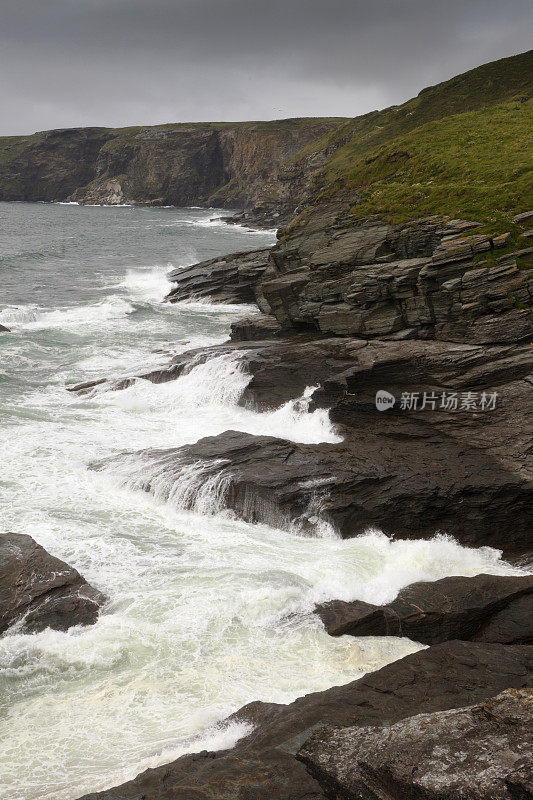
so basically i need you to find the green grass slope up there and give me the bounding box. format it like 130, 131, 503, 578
300, 50, 533, 226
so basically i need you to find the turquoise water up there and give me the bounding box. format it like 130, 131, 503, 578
0, 202, 519, 800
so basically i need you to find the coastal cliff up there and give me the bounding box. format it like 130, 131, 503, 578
68, 49, 533, 800
0, 118, 344, 222
2, 47, 532, 800
2, 50, 530, 229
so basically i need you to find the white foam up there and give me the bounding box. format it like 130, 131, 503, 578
259, 386, 342, 444
120, 265, 173, 303
3, 206, 528, 800
0, 297, 134, 332
99, 357, 340, 446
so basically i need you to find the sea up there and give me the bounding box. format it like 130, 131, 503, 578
0, 201, 521, 799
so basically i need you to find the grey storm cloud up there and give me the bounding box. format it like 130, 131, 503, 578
1, 0, 532, 134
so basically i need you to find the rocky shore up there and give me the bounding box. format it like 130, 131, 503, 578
67, 202, 533, 798
2, 47, 531, 800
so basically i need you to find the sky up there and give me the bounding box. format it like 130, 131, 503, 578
1, 0, 532, 135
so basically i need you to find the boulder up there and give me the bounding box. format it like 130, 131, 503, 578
76, 642, 533, 799
297, 688, 533, 800
315, 573, 533, 644
0, 533, 106, 635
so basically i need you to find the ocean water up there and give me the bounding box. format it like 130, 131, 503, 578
0, 202, 523, 800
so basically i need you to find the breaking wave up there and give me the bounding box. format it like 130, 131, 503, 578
0, 297, 134, 332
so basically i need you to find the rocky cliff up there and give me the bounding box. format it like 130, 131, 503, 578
3, 50, 530, 229
0, 118, 344, 221
5, 47, 531, 800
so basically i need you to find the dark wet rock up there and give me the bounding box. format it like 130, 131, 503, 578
68, 336, 356, 409
315, 573, 533, 645
230, 314, 284, 341
297, 688, 533, 800
0, 324, 10, 332
0, 533, 106, 635
86, 334, 533, 555
91, 419, 532, 555
165, 248, 272, 305
76, 642, 533, 799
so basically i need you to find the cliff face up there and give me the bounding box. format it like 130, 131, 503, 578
0, 128, 113, 202
0, 118, 344, 219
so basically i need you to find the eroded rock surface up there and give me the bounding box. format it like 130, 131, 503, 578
76, 642, 533, 799
0, 533, 106, 635
166, 248, 272, 305
298, 688, 533, 800
259, 208, 533, 344
316, 573, 533, 644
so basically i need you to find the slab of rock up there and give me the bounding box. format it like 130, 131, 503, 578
92, 422, 533, 555
513, 210, 533, 223
0, 324, 10, 332
0, 533, 106, 635
229, 313, 284, 341
80, 332, 532, 555
165, 247, 272, 305
76, 642, 533, 799
298, 688, 533, 800
315, 573, 533, 645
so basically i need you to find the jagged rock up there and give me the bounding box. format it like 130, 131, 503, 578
315, 574, 533, 644
165, 248, 272, 305
297, 688, 533, 800
257, 208, 533, 344
0, 324, 10, 332
0, 533, 106, 635
76, 642, 533, 800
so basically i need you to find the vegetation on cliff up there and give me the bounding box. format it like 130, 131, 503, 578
0, 50, 530, 227
301, 50, 533, 226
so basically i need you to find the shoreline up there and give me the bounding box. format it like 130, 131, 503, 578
66, 203, 532, 799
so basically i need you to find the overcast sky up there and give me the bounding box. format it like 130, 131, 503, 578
1, 0, 531, 135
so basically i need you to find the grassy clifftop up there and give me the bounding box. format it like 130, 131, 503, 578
299, 50, 533, 226
0, 50, 530, 225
